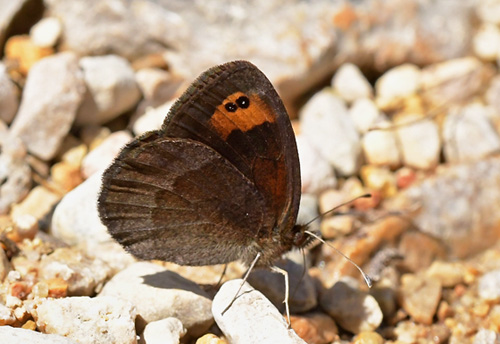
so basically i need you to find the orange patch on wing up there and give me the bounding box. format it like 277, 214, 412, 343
210, 92, 275, 139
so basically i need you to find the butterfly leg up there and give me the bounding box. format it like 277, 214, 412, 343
221, 252, 261, 316
270, 265, 291, 327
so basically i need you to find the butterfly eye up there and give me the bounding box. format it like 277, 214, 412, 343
236, 96, 250, 109
225, 102, 237, 112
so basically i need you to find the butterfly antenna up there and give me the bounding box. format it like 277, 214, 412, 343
303, 193, 371, 227
305, 230, 373, 288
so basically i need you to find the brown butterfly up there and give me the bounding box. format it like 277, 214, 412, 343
98, 61, 311, 269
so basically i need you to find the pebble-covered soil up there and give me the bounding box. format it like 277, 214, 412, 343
1, 1, 500, 343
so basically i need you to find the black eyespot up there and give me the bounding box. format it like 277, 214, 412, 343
225, 102, 237, 112
236, 96, 250, 109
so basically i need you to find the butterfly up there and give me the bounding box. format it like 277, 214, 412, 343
97, 61, 311, 269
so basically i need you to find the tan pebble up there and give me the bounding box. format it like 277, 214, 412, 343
436, 301, 453, 321
353, 190, 382, 210
353, 331, 384, 344
472, 302, 490, 317
395, 167, 417, 189
10, 186, 61, 222
9, 281, 31, 300
22, 319, 37, 330
50, 161, 84, 192
62, 143, 88, 167
399, 273, 441, 325
290, 312, 338, 344
32, 281, 49, 298
47, 278, 68, 298
4, 35, 53, 75
195, 333, 228, 344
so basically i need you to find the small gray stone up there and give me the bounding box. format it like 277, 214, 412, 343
99, 261, 213, 337
332, 63, 373, 103
0, 326, 78, 344
396, 114, 441, 170
478, 269, 500, 301
443, 103, 500, 163
76, 55, 141, 126
296, 135, 337, 194
212, 279, 306, 344
300, 89, 361, 176
9, 52, 86, 160
0, 125, 32, 214
51, 171, 110, 246
139, 317, 186, 344
81, 130, 133, 179
0, 62, 18, 123
320, 278, 383, 334
30, 17, 62, 48
32, 296, 136, 344
247, 259, 317, 314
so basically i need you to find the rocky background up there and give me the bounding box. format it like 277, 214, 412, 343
1, 0, 500, 343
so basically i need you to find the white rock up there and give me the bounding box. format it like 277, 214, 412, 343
139, 318, 186, 344
135, 68, 182, 102
473, 23, 500, 61
0, 303, 15, 326
0, 62, 18, 124
332, 63, 373, 103
375, 64, 421, 109
76, 55, 141, 126
212, 279, 306, 344
32, 296, 136, 344
421, 57, 485, 107
81, 130, 133, 178
473, 328, 500, 344
396, 114, 441, 169
99, 262, 213, 337
362, 123, 401, 167
477, 0, 500, 25
296, 134, 336, 194
0, 326, 78, 344
132, 100, 174, 136
300, 89, 361, 176
349, 98, 385, 134
443, 103, 500, 163
51, 171, 110, 246
10, 52, 86, 160
30, 17, 62, 48
478, 269, 500, 301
